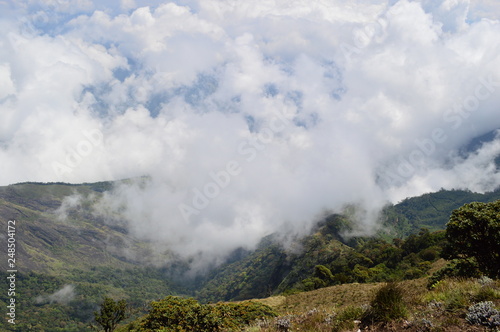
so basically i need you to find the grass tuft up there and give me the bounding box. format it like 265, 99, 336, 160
361, 282, 408, 325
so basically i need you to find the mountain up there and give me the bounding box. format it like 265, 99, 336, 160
382, 188, 500, 234
0, 182, 185, 331
195, 189, 500, 302
1, 181, 499, 330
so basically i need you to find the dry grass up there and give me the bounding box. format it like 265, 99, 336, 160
275, 282, 380, 314
269, 278, 428, 315
251, 296, 286, 309
241, 276, 500, 332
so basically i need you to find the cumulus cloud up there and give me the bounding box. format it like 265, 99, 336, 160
2, 0, 500, 267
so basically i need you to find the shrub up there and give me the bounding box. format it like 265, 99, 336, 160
472, 286, 499, 302
336, 305, 364, 322
361, 283, 407, 325
139, 296, 276, 332
314, 265, 334, 283
465, 301, 500, 328
427, 258, 481, 289
301, 277, 326, 291
275, 316, 292, 331
443, 289, 470, 313
424, 279, 481, 313
140, 296, 205, 331
477, 276, 494, 287
215, 301, 277, 325
418, 246, 440, 261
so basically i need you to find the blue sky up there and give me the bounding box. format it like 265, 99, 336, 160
2, 0, 500, 264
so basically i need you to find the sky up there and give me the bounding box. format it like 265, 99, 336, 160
1, 0, 500, 267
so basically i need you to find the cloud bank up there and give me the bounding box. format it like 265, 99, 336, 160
2, 0, 500, 266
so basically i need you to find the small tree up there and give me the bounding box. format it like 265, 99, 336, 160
94, 297, 128, 332
444, 201, 500, 278
314, 265, 334, 282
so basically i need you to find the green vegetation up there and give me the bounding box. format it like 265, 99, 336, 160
196, 240, 291, 302
427, 200, 500, 288
119, 296, 277, 332
244, 277, 500, 332
424, 278, 500, 315
200, 223, 446, 302
427, 257, 481, 288
361, 283, 408, 325
444, 200, 500, 278
0, 268, 179, 331
93, 297, 129, 332
386, 188, 500, 234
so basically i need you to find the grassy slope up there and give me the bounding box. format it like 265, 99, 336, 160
246, 272, 500, 331
121, 266, 500, 331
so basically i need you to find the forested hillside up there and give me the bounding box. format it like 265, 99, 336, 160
0, 182, 187, 331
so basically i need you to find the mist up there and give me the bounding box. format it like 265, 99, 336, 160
2, 0, 500, 268
35, 285, 76, 305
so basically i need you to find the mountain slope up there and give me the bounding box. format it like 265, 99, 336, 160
384, 188, 500, 234
0, 182, 151, 273
196, 190, 500, 302
0, 182, 182, 331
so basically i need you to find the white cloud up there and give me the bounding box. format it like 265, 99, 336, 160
469, 0, 500, 20
2, 0, 500, 268
35, 284, 76, 305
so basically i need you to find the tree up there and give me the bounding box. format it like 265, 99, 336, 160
314, 265, 334, 283
93, 297, 128, 332
444, 201, 500, 278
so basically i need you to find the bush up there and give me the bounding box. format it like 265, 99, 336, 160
215, 301, 277, 325
140, 296, 205, 331
275, 316, 292, 332
361, 283, 407, 325
139, 296, 277, 332
423, 278, 497, 313
419, 246, 440, 261
313, 265, 334, 283
472, 286, 500, 302
465, 301, 500, 328
427, 258, 481, 289
443, 289, 470, 313
301, 277, 326, 291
